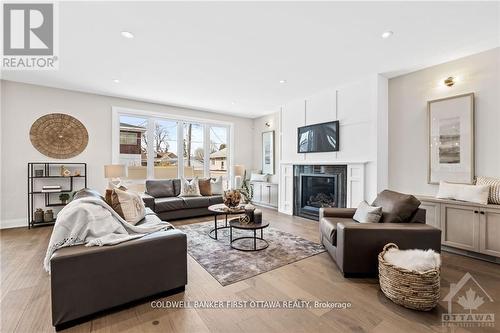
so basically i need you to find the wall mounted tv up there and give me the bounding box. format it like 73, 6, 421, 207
297, 121, 339, 153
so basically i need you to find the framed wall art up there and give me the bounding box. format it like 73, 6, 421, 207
428, 93, 474, 184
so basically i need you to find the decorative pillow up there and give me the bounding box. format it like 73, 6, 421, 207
210, 176, 223, 195
145, 179, 175, 198
179, 177, 201, 197
250, 173, 268, 182
372, 190, 421, 223
353, 200, 382, 223
111, 188, 146, 225
198, 178, 212, 196
436, 181, 489, 205
476, 176, 500, 204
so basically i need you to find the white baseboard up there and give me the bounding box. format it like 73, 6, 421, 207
1, 218, 26, 229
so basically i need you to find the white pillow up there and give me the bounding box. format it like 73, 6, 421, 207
250, 173, 268, 182
111, 188, 146, 225
384, 248, 441, 272
436, 181, 489, 205
179, 177, 201, 197
210, 176, 223, 195
353, 200, 382, 223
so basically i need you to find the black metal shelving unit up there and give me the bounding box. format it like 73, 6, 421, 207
27, 162, 87, 229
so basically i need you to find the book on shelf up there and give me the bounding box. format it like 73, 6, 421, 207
42, 185, 61, 189
41, 189, 62, 193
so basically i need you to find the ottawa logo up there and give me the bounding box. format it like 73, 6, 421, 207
442, 272, 495, 327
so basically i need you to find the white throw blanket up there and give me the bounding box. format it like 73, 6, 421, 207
44, 197, 172, 272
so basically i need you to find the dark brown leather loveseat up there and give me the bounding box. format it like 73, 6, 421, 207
50, 189, 187, 330
142, 179, 223, 220
319, 190, 441, 277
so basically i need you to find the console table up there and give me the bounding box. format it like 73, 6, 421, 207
417, 195, 500, 262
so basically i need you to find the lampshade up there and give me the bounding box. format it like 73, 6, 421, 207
104, 164, 127, 178
233, 165, 245, 177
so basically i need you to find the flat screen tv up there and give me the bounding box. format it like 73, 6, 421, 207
297, 121, 339, 153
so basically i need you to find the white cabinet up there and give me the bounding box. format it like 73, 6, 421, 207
418, 196, 500, 258
251, 182, 278, 209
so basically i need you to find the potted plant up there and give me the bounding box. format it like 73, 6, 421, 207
59, 193, 70, 204
239, 170, 254, 203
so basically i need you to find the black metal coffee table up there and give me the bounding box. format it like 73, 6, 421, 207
229, 217, 270, 251
208, 204, 245, 240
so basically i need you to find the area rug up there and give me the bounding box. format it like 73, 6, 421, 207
176, 221, 325, 286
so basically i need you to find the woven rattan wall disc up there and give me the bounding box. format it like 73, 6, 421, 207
30, 113, 89, 159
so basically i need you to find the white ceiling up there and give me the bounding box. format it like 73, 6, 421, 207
2, 2, 499, 118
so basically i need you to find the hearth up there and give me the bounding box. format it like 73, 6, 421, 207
294, 165, 347, 220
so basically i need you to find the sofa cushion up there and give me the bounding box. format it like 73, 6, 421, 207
372, 190, 421, 223
198, 178, 212, 196
320, 217, 353, 246
111, 188, 146, 225
173, 179, 181, 196
182, 196, 210, 209
146, 180, 175, 198
155, 197, 186, 212
208, 195, 223, 205
353, 200, 382, 223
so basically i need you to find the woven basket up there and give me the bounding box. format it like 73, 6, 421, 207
378, 243, 440, 311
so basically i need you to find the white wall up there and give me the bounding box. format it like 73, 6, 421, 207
279, 74, 388, 201
252, 112, 280, 183
388, 47, 500, 196
0, 80, 254, 228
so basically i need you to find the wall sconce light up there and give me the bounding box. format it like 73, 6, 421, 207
444, 77, 455, 87
265, 122, 271, 127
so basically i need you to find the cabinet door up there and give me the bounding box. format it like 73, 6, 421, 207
419, 202, 441, 229
252, 183, 262, 203
441, 204, 480, 251
270, 184, 279, 207
479, 208, 500, 257
262, 184, 271, 204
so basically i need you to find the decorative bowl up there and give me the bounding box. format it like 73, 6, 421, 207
223, 190, 241, 208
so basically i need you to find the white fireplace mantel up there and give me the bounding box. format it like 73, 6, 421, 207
278, 161, 367, 215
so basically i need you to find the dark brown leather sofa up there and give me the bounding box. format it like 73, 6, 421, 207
142, 179, 223, 220
50, 189, 187, 330
319, 190, 441, 277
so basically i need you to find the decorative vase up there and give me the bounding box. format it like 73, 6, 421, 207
44, 209, 54, 222
34, 208, 44, 223
244, 203, 256, 222
223, 190, 241, 208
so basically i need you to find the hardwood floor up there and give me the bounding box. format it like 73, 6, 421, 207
1, 207, 499, 333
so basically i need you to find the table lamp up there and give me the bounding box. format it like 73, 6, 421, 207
104, 164, 127, 189
233, 164, 245, 189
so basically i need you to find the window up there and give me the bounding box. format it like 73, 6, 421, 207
119, 115, 148, 182
209, 126, 229, 185
153, 120, 178, 179
114, 108, 232, 187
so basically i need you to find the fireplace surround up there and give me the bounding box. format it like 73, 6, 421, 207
293, 165, 347, 220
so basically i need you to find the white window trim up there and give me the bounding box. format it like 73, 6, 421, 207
112, 106, 234, 186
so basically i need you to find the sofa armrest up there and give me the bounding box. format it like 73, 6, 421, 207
142, 193, 155, 211
319, 208, 356, 219
335, 222, 441, 276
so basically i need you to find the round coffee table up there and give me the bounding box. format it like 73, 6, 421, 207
229, 217, 270, 251
208, 204, 245, 240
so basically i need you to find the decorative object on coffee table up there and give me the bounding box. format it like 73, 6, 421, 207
378, 243, 440, 311
229, 218, 270, 251
223, 189, 241, 208
208, 203, 245, 240
428, 93, 474, 184
30, 113, 89, 159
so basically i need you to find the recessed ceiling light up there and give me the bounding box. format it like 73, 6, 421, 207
381, 31, 393, 39
113, 79, 120, 83
121, 31, 134, 39
279, 79, 287, 84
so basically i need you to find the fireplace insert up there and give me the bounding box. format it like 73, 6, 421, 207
293, 165, 347, 220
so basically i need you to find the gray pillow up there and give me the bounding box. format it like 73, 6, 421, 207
145, 180, 175, 198
353, 200, 382, 223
